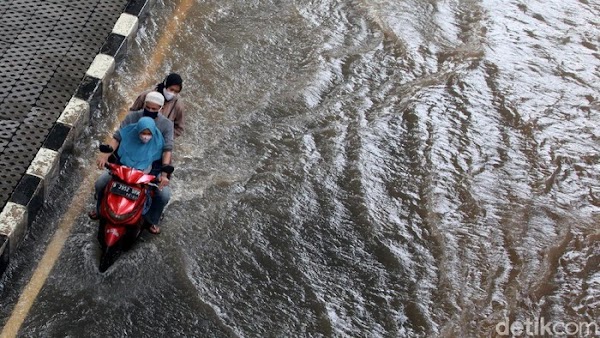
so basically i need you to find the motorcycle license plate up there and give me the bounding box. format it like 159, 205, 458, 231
110, 182, 141, 200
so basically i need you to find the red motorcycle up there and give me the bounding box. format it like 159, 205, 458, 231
96, 145, 173, 272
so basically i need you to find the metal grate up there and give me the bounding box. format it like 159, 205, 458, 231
0, 0, 130, 208
0, 120, 19, 139
0, 10, 33, 45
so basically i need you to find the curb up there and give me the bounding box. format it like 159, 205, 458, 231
0, 0, 155, 278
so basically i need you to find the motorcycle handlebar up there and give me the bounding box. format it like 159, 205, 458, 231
104, 163, 161, 187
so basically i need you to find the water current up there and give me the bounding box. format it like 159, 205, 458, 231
0, 0, 599, 337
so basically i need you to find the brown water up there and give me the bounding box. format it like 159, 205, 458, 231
0, 0, 599, 337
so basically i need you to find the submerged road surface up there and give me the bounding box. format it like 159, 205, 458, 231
1, 0, 599, 337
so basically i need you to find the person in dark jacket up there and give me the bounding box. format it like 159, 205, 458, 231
130, 73, 185, 137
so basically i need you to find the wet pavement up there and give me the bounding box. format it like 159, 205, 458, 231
0, 0, 599, 336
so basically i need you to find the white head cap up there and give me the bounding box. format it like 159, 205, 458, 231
145, 91, 165, 107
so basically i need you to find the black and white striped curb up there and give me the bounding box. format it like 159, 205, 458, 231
0, 0, 155, 277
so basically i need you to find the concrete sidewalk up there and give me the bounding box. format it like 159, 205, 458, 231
0, 0, 155, 277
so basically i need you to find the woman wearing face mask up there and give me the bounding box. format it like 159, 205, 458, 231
116, 116, 165, 171
89, 117, 168, 234
130, 73, 185, 137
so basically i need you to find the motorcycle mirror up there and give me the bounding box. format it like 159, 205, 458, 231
161, 165, 175, 174
99, 144, 114, 153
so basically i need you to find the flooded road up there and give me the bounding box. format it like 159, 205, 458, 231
1, 0, 599, 336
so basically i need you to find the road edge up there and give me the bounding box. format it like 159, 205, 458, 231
0, 0, 155, 278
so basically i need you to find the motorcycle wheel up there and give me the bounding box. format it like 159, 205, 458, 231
97, 221, 106, 250
99, 244, 121, 273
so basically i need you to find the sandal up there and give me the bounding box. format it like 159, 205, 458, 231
88, 210, 99, 220
148, 224, 161, 235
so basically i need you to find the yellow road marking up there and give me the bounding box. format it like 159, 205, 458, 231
0, 1, 195, 337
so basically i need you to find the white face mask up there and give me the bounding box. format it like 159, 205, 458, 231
139, 134, 153, 143
163, 88, 177, 101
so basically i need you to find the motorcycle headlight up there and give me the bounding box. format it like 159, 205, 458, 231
107, 208, 136, 222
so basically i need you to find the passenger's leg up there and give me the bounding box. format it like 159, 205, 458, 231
94, 172, 112, 213
144, 186, 171, 228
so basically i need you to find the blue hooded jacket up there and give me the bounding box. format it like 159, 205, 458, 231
117, 117, 164, 170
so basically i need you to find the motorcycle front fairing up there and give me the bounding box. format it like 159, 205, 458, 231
100, 164, 156, 226
106, 163, 155, 185
103, 223, 128, 248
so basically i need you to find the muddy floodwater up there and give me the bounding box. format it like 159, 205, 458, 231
0, 0, 599, 337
